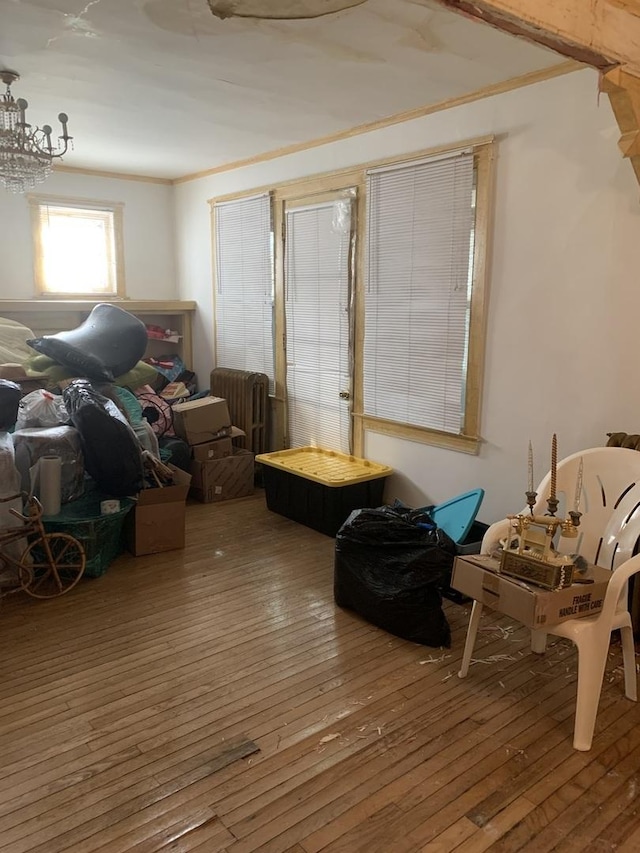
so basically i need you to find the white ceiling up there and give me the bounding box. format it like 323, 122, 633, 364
1, 0, 563, 180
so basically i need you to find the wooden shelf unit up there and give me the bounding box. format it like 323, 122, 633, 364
0, 299, 197, 370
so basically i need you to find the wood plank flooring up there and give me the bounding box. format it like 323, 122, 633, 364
1, 492, 639, 852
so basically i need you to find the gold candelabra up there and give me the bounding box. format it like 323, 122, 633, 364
501, 436, 583, 590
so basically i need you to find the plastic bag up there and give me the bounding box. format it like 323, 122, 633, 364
16, 389, 69, 430
0, 431, 21, 497
12, 426, 85, 504
334, 507, 457, 647
0, 431, 24, 563
63, 379, 144, 497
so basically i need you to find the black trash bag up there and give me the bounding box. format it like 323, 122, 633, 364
334, 507, 457, 647
383, 498, 438, 528
0, 380, 21, 430
384, 499, 474, 604
63, 379, 144, 497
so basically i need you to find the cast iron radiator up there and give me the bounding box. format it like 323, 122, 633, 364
209, 368, 269, 455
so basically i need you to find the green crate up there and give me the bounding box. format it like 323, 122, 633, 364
43, 492, 135, 578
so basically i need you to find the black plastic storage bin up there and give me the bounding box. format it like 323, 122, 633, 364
456, 521, 490, 555
256, 447, 392, 537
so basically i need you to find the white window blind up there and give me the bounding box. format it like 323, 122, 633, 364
35, 203, 118, 295
364, 153, 475, 434
214, 193, 274, 390
285, 199, 352, 452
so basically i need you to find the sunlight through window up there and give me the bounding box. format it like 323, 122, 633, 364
29, 197, 124, 297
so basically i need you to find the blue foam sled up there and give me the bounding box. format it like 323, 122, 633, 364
428, 488, 485, 544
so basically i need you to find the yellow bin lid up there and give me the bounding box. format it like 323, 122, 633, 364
255, 446, 392, 487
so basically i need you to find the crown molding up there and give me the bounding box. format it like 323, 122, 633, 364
174, 60, 581, 185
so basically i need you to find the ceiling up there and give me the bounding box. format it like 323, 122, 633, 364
1, 0, 564, 180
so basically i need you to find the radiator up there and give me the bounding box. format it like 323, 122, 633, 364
210, 368, 269, 455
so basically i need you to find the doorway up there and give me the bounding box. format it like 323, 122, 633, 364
283, 191, 356, 453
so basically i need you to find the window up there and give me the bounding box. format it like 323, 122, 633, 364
29, 196, 125, 297
361, 146, 490, 453
211, 137, 492, 454
213, 193, 274, 390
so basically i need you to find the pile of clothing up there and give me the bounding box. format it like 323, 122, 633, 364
0, 304, 197, 508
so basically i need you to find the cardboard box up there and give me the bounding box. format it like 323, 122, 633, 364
451, 555, 611, 629
192, 437, 233, 462
125, 465, 192, 556
190, 427, 246, 462
190, 449, 255, 503
172, 397, 231, 446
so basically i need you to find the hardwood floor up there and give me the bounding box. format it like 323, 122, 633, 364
1, 492, 639, 853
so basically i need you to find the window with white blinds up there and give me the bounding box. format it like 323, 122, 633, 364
214, 193, 274, 390
285, 199, 352, 452
364, 153, 476, 435
29, 197, 124, 296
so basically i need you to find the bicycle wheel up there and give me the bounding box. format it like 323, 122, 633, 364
0, 555, 32, 596
21, 534, 86, 599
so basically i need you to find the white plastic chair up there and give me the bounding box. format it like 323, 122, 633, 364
457, 446, 640, 751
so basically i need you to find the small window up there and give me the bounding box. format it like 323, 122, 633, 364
29, 196, 125, 297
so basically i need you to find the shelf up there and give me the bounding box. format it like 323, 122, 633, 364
0, 299, 196, 370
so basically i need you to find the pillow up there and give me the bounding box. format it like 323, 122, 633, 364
23, 352, 72, 385
115, 360, 159, 390
0, 317, 36, 364
22, 352, 159, 390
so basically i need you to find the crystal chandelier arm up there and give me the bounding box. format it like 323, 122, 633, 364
42, 125, 53, 155
57, 113, 72, 154
16, 97, 28, 128
0, 71, 73, 192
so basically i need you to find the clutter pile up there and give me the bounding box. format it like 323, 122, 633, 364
0, 303, 212, 575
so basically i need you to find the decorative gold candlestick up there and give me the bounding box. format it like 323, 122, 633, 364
547, 433, 559, 517
501, 435, 580, 590
569, 457, 583, 530
500, 510, 578, 589
525, 490, 537, 516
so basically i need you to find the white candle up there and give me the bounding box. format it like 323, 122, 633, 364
528, 440, 534, 493
574, 456, 584, 513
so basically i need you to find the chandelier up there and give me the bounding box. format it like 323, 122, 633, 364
0, 71, 72, 194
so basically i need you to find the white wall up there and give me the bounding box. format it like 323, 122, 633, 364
0, 171, 178, 301
174, 68, 640, 524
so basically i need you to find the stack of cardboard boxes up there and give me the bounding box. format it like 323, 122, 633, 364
172, 396, 255, 503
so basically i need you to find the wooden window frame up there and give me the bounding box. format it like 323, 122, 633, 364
28, 194, 126, 299
208, 134, 495, 456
